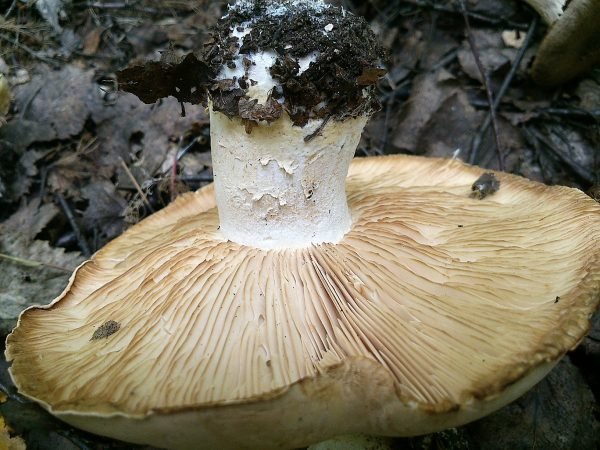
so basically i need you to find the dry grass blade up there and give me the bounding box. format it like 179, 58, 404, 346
0, 252, 73, 273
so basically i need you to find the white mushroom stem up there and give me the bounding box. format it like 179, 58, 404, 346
210, 108, 368, 249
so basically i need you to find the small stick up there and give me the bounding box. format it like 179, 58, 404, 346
458, 0, 503, 170
0, 32, 56, 65
88, 2, 158, 13
119, 157, 155, 213
0, 252, 73, 273
4, 0, 17, 18
529, 126, 594, 183
535, 107, 600, 120
19, 85, 42, 120
304, 115, 331, 142
170, 151, 178, 202
409, 0, 530, 31
179, 175, 214, 183
56, 193, 92, 258
469, 16, 538, 165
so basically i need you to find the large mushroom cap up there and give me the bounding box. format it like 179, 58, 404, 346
5, 155, 600, 449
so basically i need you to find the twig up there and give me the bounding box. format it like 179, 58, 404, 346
56, 193, 92, 258
119, 157, 155, 213
379, 97, 393, 153
528, 126, 594, 183
430, 48, 459, 72
179, 174, 214, 183
535, 107, 600, 120
88, 2, 158, 14
4, 0, 17, 18
170, 151, 178, 202
19, 85, 42, 120
459, 0, 503, 170
0, 253, 73, 273
408, 0, 530, 31
304, 115, 331, 142
0, 32, 56, 65
469, 15, 538, 166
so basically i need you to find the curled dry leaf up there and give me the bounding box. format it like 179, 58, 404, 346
116, 52, 213, 105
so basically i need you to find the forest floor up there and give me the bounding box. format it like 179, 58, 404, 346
0, 0, 598, 449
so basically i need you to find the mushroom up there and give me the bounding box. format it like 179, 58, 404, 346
5, 1, 600, 449
523, 0, 600, 86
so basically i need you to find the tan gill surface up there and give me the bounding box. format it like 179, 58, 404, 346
6, 155, 600, 416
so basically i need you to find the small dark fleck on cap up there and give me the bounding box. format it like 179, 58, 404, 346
91, 320, 121, 341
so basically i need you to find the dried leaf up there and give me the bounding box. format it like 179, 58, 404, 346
0, 199, 58, 242
356, 67, 387, 85
0, 232, 83, 336
95, 94, 207, 181
47, 152, 94, 197
35, 0, 68, 34
12, 66, 95, 140
391, 69, 460, 153
82, 28, 102, 56
81, 180, 127, 242
416, 91, 483, 159
238, 97, 283, 123
117, 52, 213, 105
457, 29, 514, 82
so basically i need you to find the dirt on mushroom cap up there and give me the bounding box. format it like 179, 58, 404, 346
204, 0, 387, 126
117, 0, 388, 129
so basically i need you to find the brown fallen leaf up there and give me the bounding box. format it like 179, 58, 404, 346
12, 66, 96, 140
0, 198, 58, 242
82, 28, 102, 56
0, 232, 83, 336
81, 180, 127, 242
116, 51, 213, 105
457, 29, 516, 83
391, 69, 460, 153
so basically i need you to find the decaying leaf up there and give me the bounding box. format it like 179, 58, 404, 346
357, 67, 387, 85
457, 29, 515, 82
117, 51, 213, 105
12, 66, 95, 140
36, 0, 69, 34
0, 233, 83, 336
391, 69, 460, 153
238, 96, 283, 131
47, 151, 95, 197
0, 199, 58, 242
416, 91, 483, 159
81, 180, 127, 242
